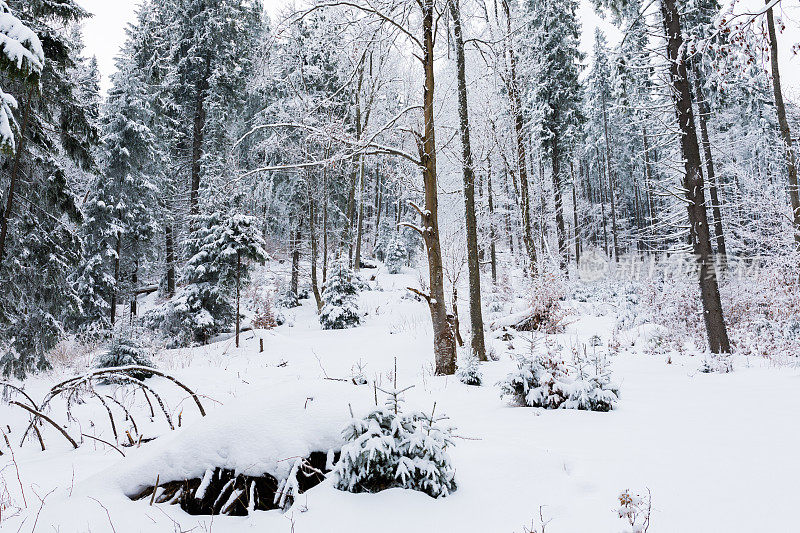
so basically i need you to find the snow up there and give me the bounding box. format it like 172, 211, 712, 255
2, 264, 800, 532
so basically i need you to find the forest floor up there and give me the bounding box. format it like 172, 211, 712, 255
1, 263, 798, 532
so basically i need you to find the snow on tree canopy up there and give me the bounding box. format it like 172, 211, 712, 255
0, 0, 44, 152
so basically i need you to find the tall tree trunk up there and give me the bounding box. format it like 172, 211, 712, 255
291, 218, 301, 298
165, 224, 176, 297
448, 0, 486, 361
130, 259, 138, 321
0, 92, 31, 264
550, 136, 567, 272
373, 161, 383, 248
309, 183, 323, 312
599, 151, 609, 256
488, 160, 498, 284
693, 65, 727, 267
765, 2, 800, 245
502, 0, 536, 274
235, 251, 241, 348
354, 157, 366, 271
642, 126, 656, 251
661, 0, 730, 353
571, 161, 580, 266
111, 233, 121, 326
190, 76, 207, 218
322, 162, 329, 284
421, 0, 457, 375
600, 91, 620, 261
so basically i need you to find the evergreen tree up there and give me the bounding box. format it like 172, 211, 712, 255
0, 0, 99, 378
319, 260, 361, 330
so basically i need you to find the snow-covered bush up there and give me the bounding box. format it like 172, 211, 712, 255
617, 489, 652, 533
275, 283, 299, 309
319, 260, 361, 330
251, 291, 277, 330
499, 352, 619, 412
333, 388, 456, 498
94, 331, 155, 380
456, 354, 482, 386
385, 237, 408, 274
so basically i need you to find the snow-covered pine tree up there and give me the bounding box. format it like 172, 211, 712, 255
94, 328, 155, 381
0, 0, 43, 153
73, 44, 158, 333
147, 211, 266, 346
333, 385, 457, 497
526, 0, 584, 271
384, 236, 408, 274
319, 260, 361, 330
0, 0, 100, 378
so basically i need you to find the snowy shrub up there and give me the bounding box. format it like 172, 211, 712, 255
456, 354, 482, 386
499, 352, 619, 412
618, 489, 652, 533
385, 237, 408, 274
350, 359, 368, 385
332, 388, 456, 498
94, 331, 155, 380
700, 353, 733, 374
319, 260, 361, 330
252, 291, 277, 330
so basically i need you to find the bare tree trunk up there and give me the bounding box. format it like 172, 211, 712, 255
235, 251, 241, 348
765, 1, 800, 245
322, 163, 329, 284
600, 91, 619, 261
449, 0, 486, 361
642, 126, 656, 251
488, 160, 498, 284
571, 161, 580, 266
550, 136, 567, 272
111, 233, 121, 326
373, 161, 383, 248
291, 218, 302, 298
190, 72, 208, 219
502, 0, 537, 275
130, 259, 138, 321
354, 157, 366, 271
693, 64, 727, 268
165, 225, 176, 297
309, 183, 323, 312
661, 0, 730, 353
421, 0, 457, 375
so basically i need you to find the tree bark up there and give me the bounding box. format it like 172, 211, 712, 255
189, 71, 208, 219
291, 218, 301, 298
448, 0, 486, 361
354, 157, 366, 271
502, 0, 536, 275
550, 135, 567, 272
693, 64, 727, 267
765, 1, 800, 246
165, 224, 176, 297
600, 91, 619, 261
235, 251, 241, 348
111, 233, 121, 326
571, 161, 580, 266
661, 0, 730, 353
308, 182, 323, 312
421, 0, 457, 375
488, 160, 497, 284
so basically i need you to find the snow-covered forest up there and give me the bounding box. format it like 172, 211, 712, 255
1, 0, 800, 530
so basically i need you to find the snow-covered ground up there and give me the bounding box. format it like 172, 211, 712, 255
2, 265, 798, 532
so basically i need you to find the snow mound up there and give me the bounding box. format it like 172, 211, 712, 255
106, 379, 374, 498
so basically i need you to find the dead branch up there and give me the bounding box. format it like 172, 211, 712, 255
9, 401, 78, 449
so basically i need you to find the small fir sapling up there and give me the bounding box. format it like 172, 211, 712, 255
333, 367, 457, 498
499, 347, 620, 412
319, 260, 361, 330
456, 353, 482, 385
93, 330, 155, 380
385, 237, 408, 274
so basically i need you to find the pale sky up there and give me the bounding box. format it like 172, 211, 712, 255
78, 0, 798, 99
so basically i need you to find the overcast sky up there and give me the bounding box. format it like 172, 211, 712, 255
78, 0, 798, 99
